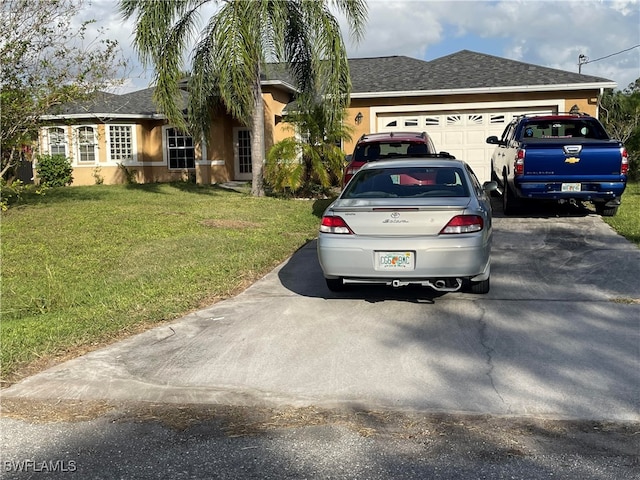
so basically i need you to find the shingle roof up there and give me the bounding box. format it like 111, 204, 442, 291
50, 50, 615, 117
50, 88, 188, 117
348, 50, 614, 93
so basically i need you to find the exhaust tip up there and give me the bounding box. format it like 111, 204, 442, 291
429, 278, 463, 292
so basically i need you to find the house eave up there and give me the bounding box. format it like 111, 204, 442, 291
350, 82, 617, 99
40, 113, 166, 121
260, 80, 299, 94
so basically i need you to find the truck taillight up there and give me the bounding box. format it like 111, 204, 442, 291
621, 147, 629, 175
320, 216, 353, 234
514, 149, 525, 175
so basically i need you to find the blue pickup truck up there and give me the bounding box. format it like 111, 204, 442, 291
487, 114, 629, 216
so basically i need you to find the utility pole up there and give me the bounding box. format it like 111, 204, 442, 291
578, 45, 640, 74
578, 54, 588, 74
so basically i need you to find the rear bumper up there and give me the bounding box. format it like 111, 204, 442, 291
317, 233, 491, 280
515, 181, 626, 201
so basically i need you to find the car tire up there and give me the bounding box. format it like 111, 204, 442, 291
502, 175, 517, 215
595, 203, 618, 217
466, 277, 490, 294
325, 277, 345, 292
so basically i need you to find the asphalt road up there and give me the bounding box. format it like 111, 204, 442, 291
2, 202, 639, 479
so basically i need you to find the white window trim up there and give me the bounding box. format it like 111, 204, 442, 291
41, 126, 70, 158
162, 125, 196, 170
105, 124, 139, 166
72, 125, 99, 166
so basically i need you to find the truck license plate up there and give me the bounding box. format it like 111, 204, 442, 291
561, 183, 581, 192
375, 251, 415, 270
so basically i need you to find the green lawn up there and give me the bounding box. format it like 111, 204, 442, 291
1, 181, 638, 384
1, 183, 331, 383
603, 181, 640, 246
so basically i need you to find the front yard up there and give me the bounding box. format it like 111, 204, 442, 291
1, 181, 637, 384
0, 183, 331, 384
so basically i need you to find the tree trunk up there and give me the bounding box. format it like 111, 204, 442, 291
250, 74, 265, 197
0, 147, 18, 181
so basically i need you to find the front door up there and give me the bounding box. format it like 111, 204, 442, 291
234, 128, 252, 181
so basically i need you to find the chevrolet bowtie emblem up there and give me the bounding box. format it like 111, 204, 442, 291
565, 157, 580, 164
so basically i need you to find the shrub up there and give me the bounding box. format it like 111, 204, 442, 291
0, 179, 47, 210
36, 154, 73, 187
117, 162, 138, 184
0, 179, 25, 210
93, 166, 104, 185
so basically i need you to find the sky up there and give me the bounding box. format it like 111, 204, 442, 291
83, 0, 640, 94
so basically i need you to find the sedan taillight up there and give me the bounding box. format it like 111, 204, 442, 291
320, 216, 353, 234
440, 215, 484, 234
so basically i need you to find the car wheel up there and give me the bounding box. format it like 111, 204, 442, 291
595, 203, 618, 217
502, 175, 517, 215
325, 277, 345, 292
466, 277, 490, 294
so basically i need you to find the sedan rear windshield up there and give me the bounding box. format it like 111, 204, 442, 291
343, 167, 470, 199
352, 142, 433, 162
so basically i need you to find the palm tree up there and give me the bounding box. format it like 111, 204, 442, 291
119, 0, 367, 196
265, 100, 353, 196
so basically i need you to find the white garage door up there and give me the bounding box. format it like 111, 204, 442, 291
377, 107, 556, 182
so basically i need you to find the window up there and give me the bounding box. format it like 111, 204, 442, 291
109, 125, 133, 163
166, 128, 195, 169
501, 123, 517, 143
47, 127, 67, 157
76, 126, 97, 164
237, 130, 252, 174
520, 119, 608, 140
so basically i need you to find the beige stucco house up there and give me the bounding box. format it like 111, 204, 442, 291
38, 50, 616, 185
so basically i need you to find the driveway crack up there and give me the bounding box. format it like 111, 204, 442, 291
477, 307, 509, 410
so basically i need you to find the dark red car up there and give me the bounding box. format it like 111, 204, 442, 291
342, 131, 438, 186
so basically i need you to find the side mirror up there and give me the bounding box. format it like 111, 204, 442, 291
482, 181, 498, 192
344, 154, 352, 164
486, 136, 501, 145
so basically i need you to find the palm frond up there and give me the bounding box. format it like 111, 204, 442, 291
120, 0, 208, 130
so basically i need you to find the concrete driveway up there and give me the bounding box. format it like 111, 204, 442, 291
3, 206, 640, 421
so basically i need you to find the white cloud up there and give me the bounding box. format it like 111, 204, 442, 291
339, 1, 444, 58
82, 0, 639, 92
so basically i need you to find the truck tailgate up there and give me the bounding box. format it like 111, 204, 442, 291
522, 140, 623, 178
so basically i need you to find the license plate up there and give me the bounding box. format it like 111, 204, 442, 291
561, 183, 581, 192
375, 251, 415, 270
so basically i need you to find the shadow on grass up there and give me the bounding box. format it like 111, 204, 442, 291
14, 182, 245, 207
163, 182, 247, 196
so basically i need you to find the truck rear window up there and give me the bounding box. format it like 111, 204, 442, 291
519, 120, 609, 140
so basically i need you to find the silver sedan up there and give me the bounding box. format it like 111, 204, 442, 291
317, 158, 497, 294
